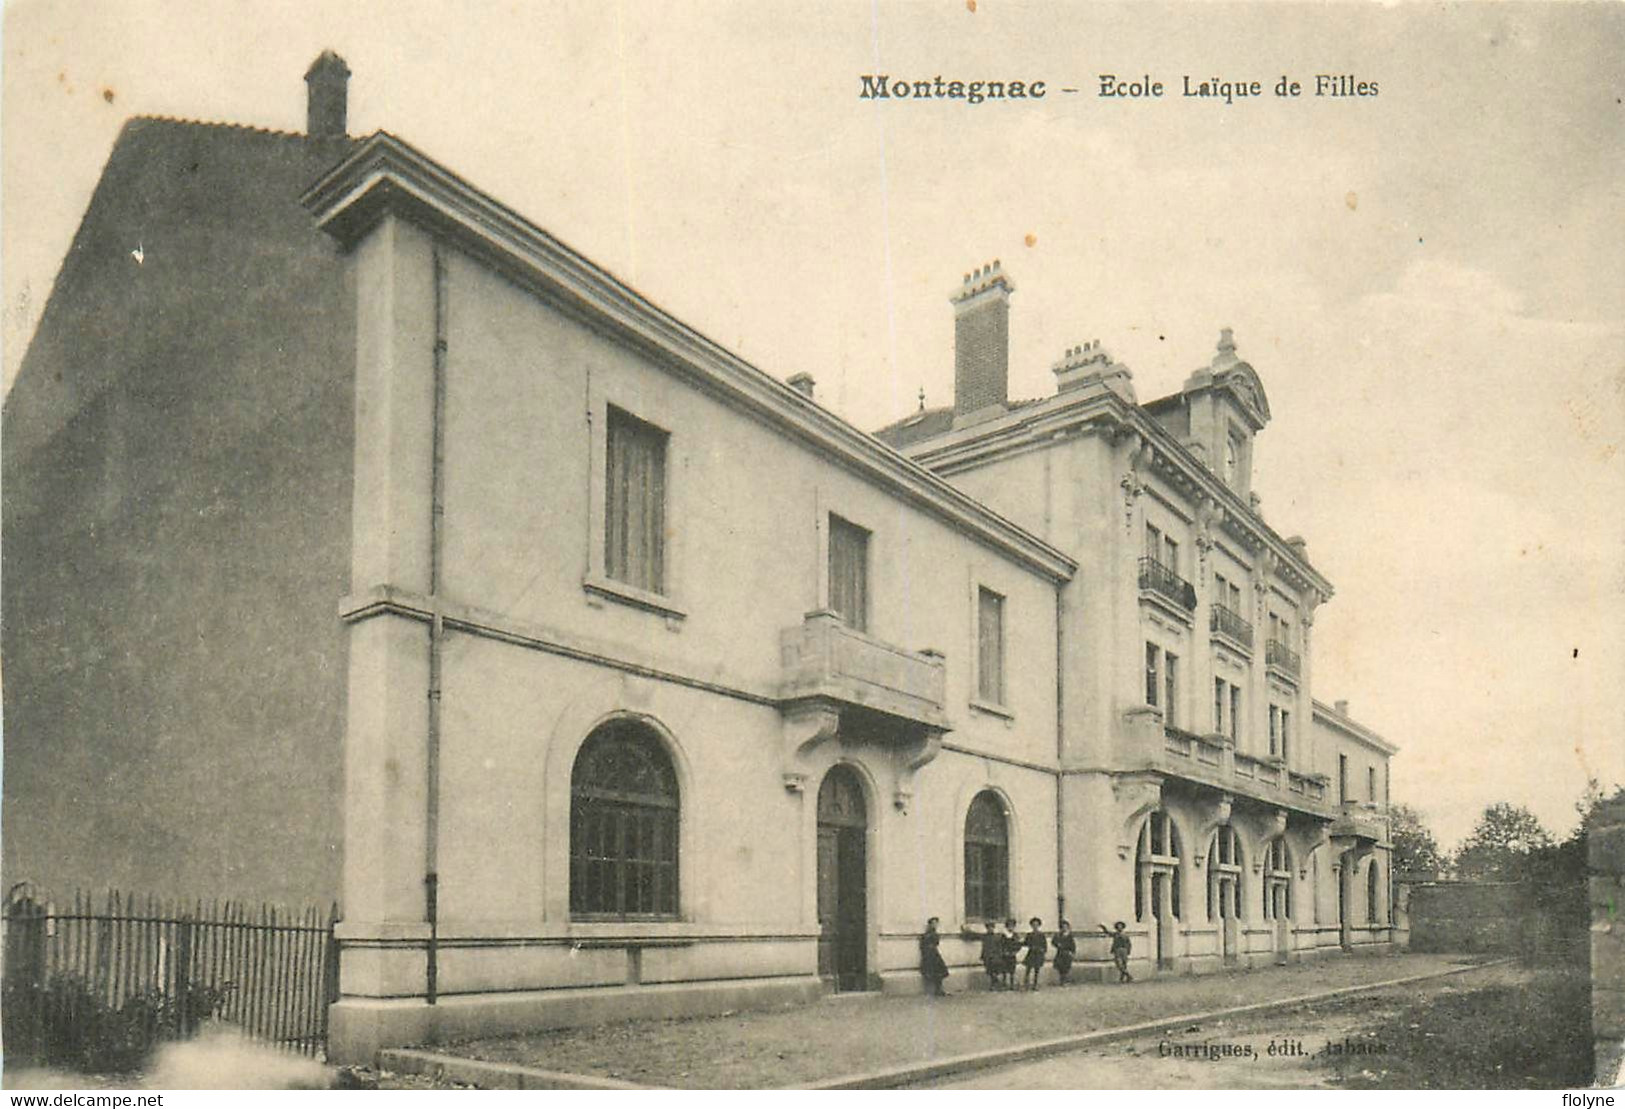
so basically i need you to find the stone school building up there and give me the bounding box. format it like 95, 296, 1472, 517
2, 57, 1396, 1062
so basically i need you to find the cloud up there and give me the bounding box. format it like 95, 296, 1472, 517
1387, 256, 1525, 318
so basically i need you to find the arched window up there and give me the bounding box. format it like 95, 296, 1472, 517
1135, 810, 1182, 922
1206, 825, 1244, 921
570, 719, 679, 917
964, 791, 1010, 921
1262, 837, 1292, 920
1367, 858, 1382, 924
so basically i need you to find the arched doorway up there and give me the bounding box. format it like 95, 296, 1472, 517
816, 765, 869, 991
1135, 810, 1182, 970
1207, 825, 1244, 965
1262, 836, 1293, 962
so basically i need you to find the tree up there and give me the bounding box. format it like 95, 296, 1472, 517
1452, 802, 1555, 881
1388, 803, 1445, 878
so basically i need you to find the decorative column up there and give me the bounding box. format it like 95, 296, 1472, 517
330, 214, 441, 1060
1248, 548, 1278, 760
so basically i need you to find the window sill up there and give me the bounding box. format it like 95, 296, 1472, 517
969, 697, 1015, 722
583, 574, 688, 622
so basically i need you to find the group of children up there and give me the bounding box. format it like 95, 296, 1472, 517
918, 917, 1135, 996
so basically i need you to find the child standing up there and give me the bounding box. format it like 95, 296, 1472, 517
1051, 919, 1076, 985
1000, 918, 1021, 989
1020, 917, 1048, 991
1100, 920, 1133, 982
977, 921, 1005, 989
918, 916, 949, 997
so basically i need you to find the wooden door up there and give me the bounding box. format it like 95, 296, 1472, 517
816, 766, 869, 991
1218, 876, 1239, 965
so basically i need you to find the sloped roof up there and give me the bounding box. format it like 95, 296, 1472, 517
873, 397, 1047, 450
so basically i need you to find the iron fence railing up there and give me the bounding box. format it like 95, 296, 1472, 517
2, 887, 339, 1070
1210, 604, 1254, 647
1266, 638, 1301, 676
1138, 557, 1196, 611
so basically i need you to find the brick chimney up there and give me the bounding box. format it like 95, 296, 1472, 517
305, 51, 351, 139
951, 261, 1013, 423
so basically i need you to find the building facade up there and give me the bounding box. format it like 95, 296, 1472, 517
2, 59, 1395, 1063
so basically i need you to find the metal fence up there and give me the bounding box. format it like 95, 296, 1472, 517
2, 887, 339, 1070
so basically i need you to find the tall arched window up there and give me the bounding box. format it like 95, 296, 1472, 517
1367, 858, 1382, 924
1206, 824, 1244, 921
964, 791, 1010, 921
1135, 810, 1182, 922
570, 719, 679, 917
1262, 837, 1292, 920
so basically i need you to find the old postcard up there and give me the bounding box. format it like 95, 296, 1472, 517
3, 0, 1621, 1093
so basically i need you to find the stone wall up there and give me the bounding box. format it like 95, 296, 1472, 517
1405, 881, 1535, 954
1590, 795, 1625, 1087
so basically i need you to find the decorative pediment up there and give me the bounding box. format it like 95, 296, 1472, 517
1209, 328, 1272, 430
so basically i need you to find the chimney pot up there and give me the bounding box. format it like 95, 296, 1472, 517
787, 372, 816, 400
305, 50, 351, 139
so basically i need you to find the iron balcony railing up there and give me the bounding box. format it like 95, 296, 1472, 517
1210, 604, 1254, 647
1266, 638, 1301, 676
1138, 558, 1196, 611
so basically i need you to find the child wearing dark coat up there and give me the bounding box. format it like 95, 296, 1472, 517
1000, 918, 1021, 989
918, 917, 949, 996
976, 921, 1007, 989
1051, 919, 1077, 985
1020, 917, 1048, 991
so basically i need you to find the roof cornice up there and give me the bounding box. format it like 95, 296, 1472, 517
300, 132, 1075, 583
1312, 699, 1399, 755
903, 387, 1331, 597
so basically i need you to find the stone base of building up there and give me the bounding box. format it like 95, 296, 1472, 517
328, 974, 824, 1066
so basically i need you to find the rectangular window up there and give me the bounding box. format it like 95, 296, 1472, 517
1164, 537, 1180, 574
1228, 582, 1243, 612
1269, 705, 1280, 757
1215, 572, 1229, 602
1145, 643, 1161, 708
1269, 611, 1280, 640
828, 515, 870, 632
1339, 754, 1349, 804
1368, 765, 1377, 802
1280, 616, 1292, 645
978, 587, 1006, 704
605, 405, 668, 594
1214, 678, 1225, 733
1229, 684, 1241, 742
1145, 523, 1162, 563
1281, 709, 1291, 762
1164, 652, 1179, 727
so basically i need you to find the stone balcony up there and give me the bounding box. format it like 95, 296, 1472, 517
1329, 800, 1388, 843
1288, 769, 1330, 803
1127, 713, 1334, 820
778, 610, 949, 731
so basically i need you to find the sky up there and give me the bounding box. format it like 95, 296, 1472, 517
4, 0, 1622, 851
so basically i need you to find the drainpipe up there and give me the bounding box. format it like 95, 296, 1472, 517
1054, 582, 1065, 926
424, 244, 449, 1005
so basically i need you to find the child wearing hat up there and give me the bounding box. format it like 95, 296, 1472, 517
1020, 917, 1048, 991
